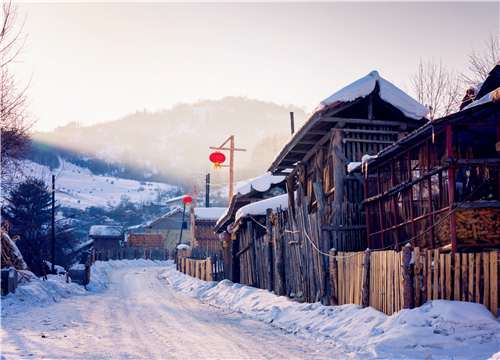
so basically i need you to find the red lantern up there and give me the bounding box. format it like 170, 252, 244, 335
209, 151, 226, 169
183, 196, 193, 207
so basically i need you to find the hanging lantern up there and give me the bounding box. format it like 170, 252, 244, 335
183, 196, 193, 207
209, 151, 226, 170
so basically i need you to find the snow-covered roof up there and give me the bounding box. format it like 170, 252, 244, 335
234, 194, 289, 223
463, 87, 500, 111
177, 244, 190, 250
89, 225, 123, 237
194, 207, 228, 221
144, 207, 187, 228
235, 172, 286, 196
316, 70, 429, 120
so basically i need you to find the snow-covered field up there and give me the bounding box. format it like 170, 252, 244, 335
2, 260, 499, 359
19, 160, 176, 210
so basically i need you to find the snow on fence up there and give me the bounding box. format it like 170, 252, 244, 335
92, 248, 174, 262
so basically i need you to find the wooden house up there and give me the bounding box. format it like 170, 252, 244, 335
190, 207, 228, 252
126, 233, 166, 249
356, 67, 500, 254
268, 70, 429, 253
144, 208, 190, 249
213, 172, 286, 234
89, 225, 124, 252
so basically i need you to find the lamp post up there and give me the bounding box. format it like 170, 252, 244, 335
178, 196, 192, 247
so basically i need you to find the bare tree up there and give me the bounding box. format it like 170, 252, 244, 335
407, 57, 464, 121
463, 31, 500, 88
1, 1, 35, 193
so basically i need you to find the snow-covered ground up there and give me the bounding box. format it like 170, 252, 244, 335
18, 160, 176, 210
2, 260, 499, 359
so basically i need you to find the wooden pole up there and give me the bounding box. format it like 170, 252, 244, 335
362, 251, 370, 308
329, 250, 338, 305
402, 245, 413, 309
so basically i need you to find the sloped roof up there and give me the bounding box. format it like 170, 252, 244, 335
193, 207, 228, 221
214, 172, 287, 232
268, 70, 429, 175
234, 194, 289, 223
144, 207, 187, 228
89, 225, 123, 237
316, 71, 429, 120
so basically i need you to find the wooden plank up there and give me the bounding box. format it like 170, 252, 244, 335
462, 253, 468, 302
475, 253, 481, 304
399, 251, 404, 310
433, 250, 439, 300
382, 251, 387, 314
454, 253, 461, 301
440, 253, 445, 299
490, 252, 498, 317
483, 252, 490, 309
468, 253, 474, 302
427, 250, 432, 303
445, 254, 452, 300
389, 251, 393, 314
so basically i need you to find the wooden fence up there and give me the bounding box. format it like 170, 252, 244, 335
176, 250, 224, 282
334, 247, 499, 317
92, 248, 174, 262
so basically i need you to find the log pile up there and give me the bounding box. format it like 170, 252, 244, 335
434, 212, 451, 247
455, 207, 500, 244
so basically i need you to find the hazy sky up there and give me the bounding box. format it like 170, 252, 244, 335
13, 1, 500, 132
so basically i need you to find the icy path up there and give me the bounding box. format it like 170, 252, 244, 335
1, 267, 344, 359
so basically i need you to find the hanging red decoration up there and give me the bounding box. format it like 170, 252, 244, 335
183, 196, 193, 207
209, 151, 226, 169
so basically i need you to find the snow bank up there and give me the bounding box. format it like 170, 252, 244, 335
316, 70, 429, 120
161, 265, 500, 359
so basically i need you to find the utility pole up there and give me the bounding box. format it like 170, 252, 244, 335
205, 173, 210, 207
51, 175, 55, 274
209, 135, 246, 204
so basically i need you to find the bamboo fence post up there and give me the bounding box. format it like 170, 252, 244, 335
454, 253, 461, 301
483, 252, 490, 309
414, 247, 421, 307
490, 251, 498, 317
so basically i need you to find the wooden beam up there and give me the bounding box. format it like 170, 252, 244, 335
496, 141, 500, 152
333, 145, 350, 165
298, 130, 333, 165
322, 116, 410, 129
343, 138, 395, 144
451, 201, 500, 209
450, 157, 500, 166
342, 128, 400, 135
322, 224, 367, 231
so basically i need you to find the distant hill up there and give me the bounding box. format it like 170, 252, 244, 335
32, 97, 308, 186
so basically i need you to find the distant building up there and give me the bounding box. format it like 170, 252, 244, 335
144, 208, 191, 250
190, 207, 228, 252
89, 225, 124, 252
126, 233, 165, 249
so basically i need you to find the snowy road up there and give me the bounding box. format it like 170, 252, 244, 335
2, 267, 343, 359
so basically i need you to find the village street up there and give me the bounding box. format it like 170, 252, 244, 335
1, 266, 345, 360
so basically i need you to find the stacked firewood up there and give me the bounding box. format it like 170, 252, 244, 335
435, 213, 451, 247
455, 207, 500, 244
